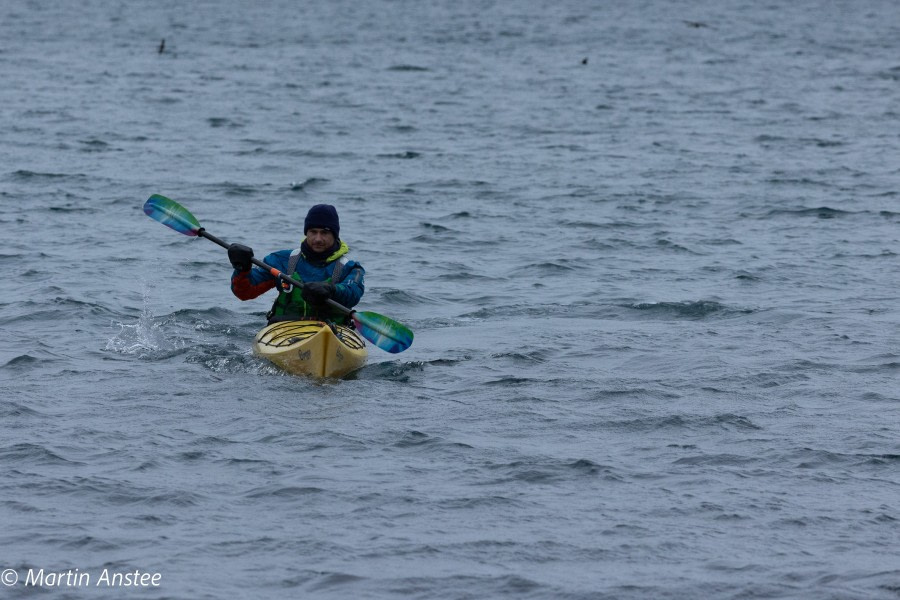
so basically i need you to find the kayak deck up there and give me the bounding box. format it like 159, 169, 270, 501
253, 320, 367, 378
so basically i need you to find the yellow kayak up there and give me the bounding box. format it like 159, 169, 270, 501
253, 320, 367, 378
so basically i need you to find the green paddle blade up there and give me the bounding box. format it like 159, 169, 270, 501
352, 311, 413, 353
144, 194, 202, 236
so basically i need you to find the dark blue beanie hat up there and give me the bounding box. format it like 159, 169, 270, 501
304, 204, 340, 238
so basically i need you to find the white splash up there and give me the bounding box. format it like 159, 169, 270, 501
105, 286, 185, 359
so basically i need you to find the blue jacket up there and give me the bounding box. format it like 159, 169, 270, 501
231, 241, 364, 320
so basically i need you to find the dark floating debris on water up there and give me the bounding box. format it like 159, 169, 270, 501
377, 151, 421, 159
387, 64, 430, 72
158, 38, 165, 54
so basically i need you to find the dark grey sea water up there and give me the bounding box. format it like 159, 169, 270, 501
2, 0, 899, 598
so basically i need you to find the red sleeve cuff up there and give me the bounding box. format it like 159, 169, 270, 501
231, 271, 275, 300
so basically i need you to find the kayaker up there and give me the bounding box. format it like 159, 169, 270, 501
227, 204, 365, 325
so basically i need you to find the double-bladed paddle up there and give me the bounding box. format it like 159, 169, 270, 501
143, 193, 413, 353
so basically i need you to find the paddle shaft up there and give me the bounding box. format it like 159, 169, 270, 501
197, 228, 352, 317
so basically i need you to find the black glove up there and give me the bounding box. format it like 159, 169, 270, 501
227, 243, 253, 272
302, 281, 336, 306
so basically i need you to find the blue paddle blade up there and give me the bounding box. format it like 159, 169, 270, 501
143, 194, 202, 236
352, 311, 413, 353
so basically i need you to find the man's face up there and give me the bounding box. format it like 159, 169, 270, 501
306, 228, 335, 253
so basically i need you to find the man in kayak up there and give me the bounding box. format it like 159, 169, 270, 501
227, 204, 365, 325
